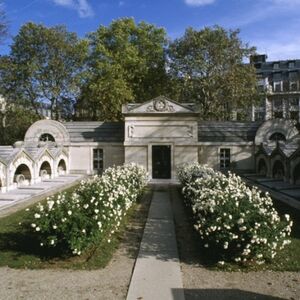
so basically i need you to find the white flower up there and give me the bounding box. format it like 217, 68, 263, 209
31, 223, 36, 228
35, 227, 40, 232
50, 239, 55, 245
67, 210, 72, 216
40, 242, 44, 246
48, 200, 55, 210
34, 213, 41, 219
204, 244, 209, 248
53, 225, 57, 229
82, 229, 86, 234
237, 218, 244, 225
218, 261, 225, 265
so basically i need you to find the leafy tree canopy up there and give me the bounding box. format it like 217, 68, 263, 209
76, 18, 168, 121
0, 105, 40, 145
0, 22, 88, 120
168, 26, 259, 120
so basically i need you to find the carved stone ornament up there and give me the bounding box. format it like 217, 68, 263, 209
146, 99, 175, 112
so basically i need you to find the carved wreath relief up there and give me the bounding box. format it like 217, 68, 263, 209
146, 99, 175, 112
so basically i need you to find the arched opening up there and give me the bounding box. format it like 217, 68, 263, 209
39, 161, 52, 180
293, 163, 300, 185
39, 133, 55, 143
14, 164, 32, 186
272, 160, 285, 179
258, 158, 268, 176
269, 132, 286, 142
57, 159, 67, 175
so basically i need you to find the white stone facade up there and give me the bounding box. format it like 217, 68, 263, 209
0, 96, 299, 191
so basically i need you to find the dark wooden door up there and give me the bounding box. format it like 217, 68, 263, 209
152, 145, 171, 179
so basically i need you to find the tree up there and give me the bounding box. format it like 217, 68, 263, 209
0, 105, 40, 145
168, 26, 259, 120
0, 22, 88, 120
76, 18, 168, 121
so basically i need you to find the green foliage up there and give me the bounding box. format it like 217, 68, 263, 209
0, 22, 88, 120
168, 26, 259, 120
178, 163, 293, 265
28, 164, 147, 255
76, 18, 168, 121
0, 105, 40, 145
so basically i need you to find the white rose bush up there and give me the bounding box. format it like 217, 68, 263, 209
29, 164, 147, 255
177, 163, 293, 265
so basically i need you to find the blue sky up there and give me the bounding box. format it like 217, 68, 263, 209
2, 0, 300, 61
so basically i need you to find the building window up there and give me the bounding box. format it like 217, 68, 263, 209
220, 148, 230, 169
288, 61, 295, 69
93, 149, 104, 173
290, 82, 298, 91
290, 111, 299, 120
255, 111, 265, 121
39, 133, 55, 142
273, 98, 283, 108
274, 111, 283, 119
289, 72, 298, 91
289, 98, 299, 106
269, 132, 286, 142
273, 63, 279, 69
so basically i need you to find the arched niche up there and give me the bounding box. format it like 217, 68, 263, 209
24, 120, 70, 145
57, 158, 67, 175
14, 164, 32, 186
255, 119, 298, 145
272, 160, 285, 180
39, 161, 52, 180
258, 158, 268, 176
293, 163, 300, 185
10, 152, 34, 186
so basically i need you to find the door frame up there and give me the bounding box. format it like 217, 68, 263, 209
148, 143, 174, 180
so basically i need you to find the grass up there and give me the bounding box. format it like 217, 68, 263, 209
175, 187, 300, 272
0, 186, 150, 269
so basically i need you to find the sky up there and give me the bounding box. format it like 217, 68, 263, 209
1, 0, 300, 61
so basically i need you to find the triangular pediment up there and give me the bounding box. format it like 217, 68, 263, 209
123, 96, 196, 114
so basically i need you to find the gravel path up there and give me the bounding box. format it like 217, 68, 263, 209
170, 187, 300, 300
0, 190, 152, 300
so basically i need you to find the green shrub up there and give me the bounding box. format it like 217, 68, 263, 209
29, 164, 148, 255
178, 163, 293, 265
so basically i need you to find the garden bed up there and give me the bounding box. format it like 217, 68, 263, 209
171, 187, 300, 299
0, 164, 149, 269
0, 188, 152, 299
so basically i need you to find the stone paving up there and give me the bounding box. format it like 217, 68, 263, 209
126, 186, 185, 300
0, 174, 84, 215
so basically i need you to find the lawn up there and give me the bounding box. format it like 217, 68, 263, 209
174, 187, 300, 272
0, 186, 151, 269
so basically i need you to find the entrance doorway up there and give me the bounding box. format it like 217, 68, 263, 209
152, 145, 171, 179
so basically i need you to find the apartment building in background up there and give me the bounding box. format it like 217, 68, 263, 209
251, 54, 300, 122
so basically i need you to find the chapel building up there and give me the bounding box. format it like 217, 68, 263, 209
0, 96, 299, 192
